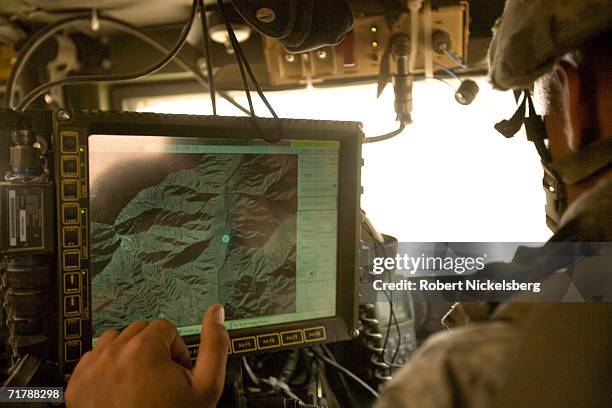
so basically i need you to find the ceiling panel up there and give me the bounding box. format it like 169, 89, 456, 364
0, 0, 505, 33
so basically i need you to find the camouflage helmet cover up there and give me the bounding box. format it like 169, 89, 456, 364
488, 0, 612, 90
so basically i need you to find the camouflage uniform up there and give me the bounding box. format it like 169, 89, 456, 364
487, 0, 612, 90
375, 181, 612, 408
376, 1, 612, 406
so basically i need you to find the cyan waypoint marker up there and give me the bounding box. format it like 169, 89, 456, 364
221, 234, 230, 244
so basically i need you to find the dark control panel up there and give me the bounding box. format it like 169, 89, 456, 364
186, 326, 328, 361
354, 301, 417, 387
0, 110, 363, 378
56, 129, 91, 373
262, 4, 469, 86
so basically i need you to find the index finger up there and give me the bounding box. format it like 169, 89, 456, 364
192, 305, 229, 399
136, 319, 192, 369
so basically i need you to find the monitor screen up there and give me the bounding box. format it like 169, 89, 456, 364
87, 135, 339, 340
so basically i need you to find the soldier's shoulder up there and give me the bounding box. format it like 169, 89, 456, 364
419, 320, 521, 366
376, 321, 521, 408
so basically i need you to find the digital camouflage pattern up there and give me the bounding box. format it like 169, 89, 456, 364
375, 317, 522, 408
376, 180, 612, 407
377, 2, 612, 406
488, 0, 612, 90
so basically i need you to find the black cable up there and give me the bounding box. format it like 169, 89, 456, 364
102, 17, 247, 114
362, 220, 404, 369
226, 1, 279, 121
379, 271, 403, 368
4, 12, 73, 109
7, 8, 249, 114
102, 15, 247, 114
311, 348, 379, 399
384, 289, 402, 365
198, 0, 217, 115
217, 0, 284, 141
217, 0, 255, 117
16, 0, 199, 110
362, 122, 406, 144
320, 345, 353, 404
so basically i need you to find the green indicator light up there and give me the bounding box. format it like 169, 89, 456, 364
370, 26, 378, 33
79, 147, 85, 153
80, 209, 85, 214
221, 234, 230, 244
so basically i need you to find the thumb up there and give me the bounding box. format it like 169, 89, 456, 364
192, 304, 230, 402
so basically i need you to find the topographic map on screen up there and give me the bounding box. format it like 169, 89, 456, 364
89, 151, 298, 337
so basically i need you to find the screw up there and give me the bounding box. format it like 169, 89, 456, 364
284, 54, 295, 63
57, 110, 71, 122
255, 8, 276, 23
101, 59, 112, 70
316, 49, 327, 59
351, 328, 360, 338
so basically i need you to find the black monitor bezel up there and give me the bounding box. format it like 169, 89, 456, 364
53, 111, 362, 373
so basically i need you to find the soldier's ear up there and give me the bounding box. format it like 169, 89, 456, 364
554, 61, 587, 152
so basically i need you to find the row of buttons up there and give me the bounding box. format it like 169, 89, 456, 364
60, 131, 88, 199
232, 327, 326, 354
187, 327, 327, 360
62, 271, 88, 363
61, 204, 89, 260
61, 131, 83, 364
62, 317, 82, 362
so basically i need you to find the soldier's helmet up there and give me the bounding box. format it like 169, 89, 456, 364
488, 0, 612, 90
487, 0, 612, 231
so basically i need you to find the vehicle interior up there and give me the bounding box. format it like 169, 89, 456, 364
1, 1, 593, 407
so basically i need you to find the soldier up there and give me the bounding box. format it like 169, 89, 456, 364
65, 304, 230, 408
376, 0, 612, 406
64, 1, 611, 407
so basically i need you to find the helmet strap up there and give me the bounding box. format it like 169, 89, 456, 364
496, 90, 612, 232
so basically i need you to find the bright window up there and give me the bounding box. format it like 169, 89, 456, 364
124, 77, 552, 242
